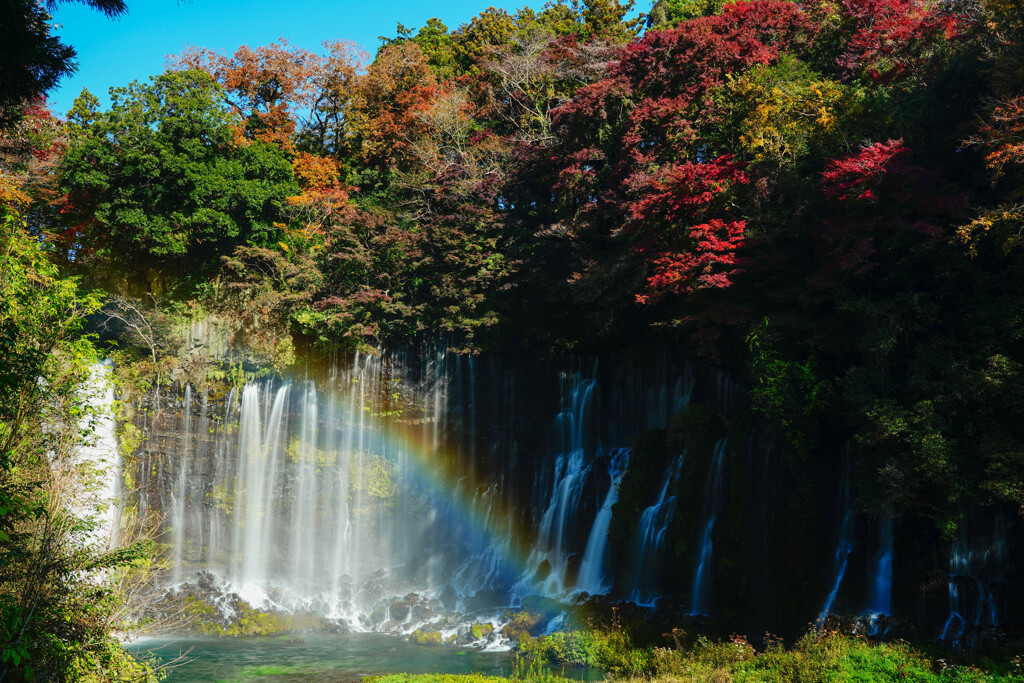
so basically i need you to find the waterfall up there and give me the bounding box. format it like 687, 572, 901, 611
867, 513, 894, 617
575, 448, 630, 596
143, 351, 527, 634
170, 384, 192, 584
690, 438, 727, 616
136, 350, 724, 636
514, 373, 599, 599
940, 516, 1006, 647
629, 453, 685, 606
817, 450, 854, 625
77, 361, 121, 551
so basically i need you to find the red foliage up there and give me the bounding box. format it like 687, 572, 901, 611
821, 139, 907, 201
541, 1, 813, 304
626, 156, 748, 224
834, 0, 964, 83
637, 218, 748, 302
628, 156, 749, 302
812, 140, 962, 287
613, 0, 812, 103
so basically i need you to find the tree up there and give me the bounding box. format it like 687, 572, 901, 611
527, 0, 812, 314
57, 70, 298, 277
171, 40, 319, 149
348, 42, 437, 175
0, 0, 126, 125
0, 206, 159, 682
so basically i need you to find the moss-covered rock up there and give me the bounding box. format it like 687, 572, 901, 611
412, 629, 444, 644
470, 623, 494, 640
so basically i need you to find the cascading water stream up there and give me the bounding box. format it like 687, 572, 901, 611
690, 438, 727, 616
630, 453, 685, 606
575, 448, 630, 596
867, 513, 894, 617
940, 516, 1006, 646
170, 384, 192, 584
817, 450, 854, 626
77, 361, 121, 551
514, 373, 598, 599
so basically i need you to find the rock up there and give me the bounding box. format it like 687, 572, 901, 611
463, 588, 507, 612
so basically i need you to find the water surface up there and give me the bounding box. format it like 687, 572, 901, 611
128, 633, 519, 682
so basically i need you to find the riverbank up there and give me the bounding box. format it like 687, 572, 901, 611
370, 632, 1024, 683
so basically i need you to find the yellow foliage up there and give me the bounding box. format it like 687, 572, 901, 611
957, 207, 1024, 256
726, 67, 859, 163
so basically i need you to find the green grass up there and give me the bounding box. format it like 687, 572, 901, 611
377, 632, 1024, 683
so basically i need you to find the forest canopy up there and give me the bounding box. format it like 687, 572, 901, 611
24, 0, 1024, 533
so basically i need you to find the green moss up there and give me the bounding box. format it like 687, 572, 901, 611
364, 455, 398, 498
471, 623, 494, 639
179, 595, 326, 637
412, 629, 445, 644
501, 610, 544, 641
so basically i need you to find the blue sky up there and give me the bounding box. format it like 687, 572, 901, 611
48, 0, 552, 116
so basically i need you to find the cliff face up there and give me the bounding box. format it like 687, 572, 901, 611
122, 343, 1021, 643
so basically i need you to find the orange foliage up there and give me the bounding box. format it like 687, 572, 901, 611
172, 39, 321, 149
349, 42, 437, 169
286, 152, 356, 243
976, 95, 1024, 178
0, 100, 64, 209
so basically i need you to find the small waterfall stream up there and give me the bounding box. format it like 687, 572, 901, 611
690, 438, 727, 616
867, 513, 894, 617
940, 516, 1006, 647
630, 454, 684, 605
514, 373, 598, 599
817, 450, 854, 625
576, 448, 630, 596
78, 361, 121, 551
170, 384, 192, 584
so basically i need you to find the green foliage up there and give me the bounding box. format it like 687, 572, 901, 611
366, 674, 572, 683
746, 318, 830, 457
271, 334, 296, 376
0, 206, 160, 681
58, 70, 299, 272
647, 0, 725, 28
651, 632, 1010, 682
518, 628, 1012, 682
518, 621, 651, 676
502, 610, 545, 641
